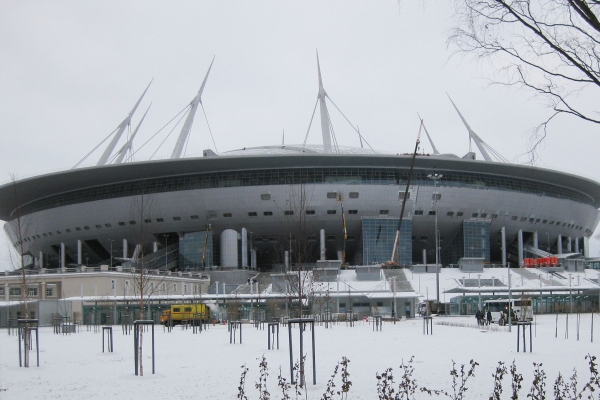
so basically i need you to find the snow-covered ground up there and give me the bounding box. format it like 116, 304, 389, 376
0, 314, 597, 399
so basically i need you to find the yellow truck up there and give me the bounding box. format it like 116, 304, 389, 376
160, 304, 209, 325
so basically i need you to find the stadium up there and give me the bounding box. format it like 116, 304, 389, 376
1, 61, 600, 273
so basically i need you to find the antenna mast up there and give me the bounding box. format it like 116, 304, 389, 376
114, 104, 151, 164
316, 51, 333, 153
171, 57, 215, 159
97, 80, 152, 166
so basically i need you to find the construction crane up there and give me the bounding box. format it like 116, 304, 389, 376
384, 120, 423, 267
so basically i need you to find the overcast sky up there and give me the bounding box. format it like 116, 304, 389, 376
1, 1, 598, 267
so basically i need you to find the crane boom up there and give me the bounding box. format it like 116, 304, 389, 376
389, 120, 423, 265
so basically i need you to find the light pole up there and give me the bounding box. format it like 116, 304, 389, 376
164, 234, 169, 271
477, 274, 482, 311
365, 230, 368, 265
108, 239, 114, 269
249, 231, 253, 270
428, 173, 443, 306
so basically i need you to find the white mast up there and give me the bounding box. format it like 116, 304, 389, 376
97, 80, 152, 166
422, 122, 440, 155
447, 96, 493, 162
114, 104, 151, 164
171, 57, 215, 159
316, 52, 333, 154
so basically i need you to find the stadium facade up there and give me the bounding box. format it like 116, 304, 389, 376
2, 61, 600, 272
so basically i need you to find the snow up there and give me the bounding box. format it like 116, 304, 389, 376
409, 267, 600, 303
1, 314, 598, 399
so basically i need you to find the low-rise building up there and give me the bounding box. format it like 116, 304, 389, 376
0, 265, 210, 326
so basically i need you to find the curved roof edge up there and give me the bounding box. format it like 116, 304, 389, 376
1, 153, 599, 220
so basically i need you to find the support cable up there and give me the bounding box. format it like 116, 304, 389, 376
107, 124, 132, 165
149, 109, 189, 160
357, 126, 363, 148
126, 104, 191, 161
72, 127, 119, 169
326, 95, 376, 153
302, 98, 320, 150
182, 118, 194, 158
201, 103, 219, 154
483, 142, 509, 163
327, 109, 340, 153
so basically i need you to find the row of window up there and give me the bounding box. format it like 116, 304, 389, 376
506, 216, 583, 230
16, 210, 587, 248
411, 210, 585, 232
110, 280, 199, 294
264, 191, 360, 200
252, 234, 357, 243
244, 209, 386, 217
0, 287, 55, 297
16, 205, 586, 247
336, 301, 385, 309
16, 167, 594, 218
17, 209, 389, 245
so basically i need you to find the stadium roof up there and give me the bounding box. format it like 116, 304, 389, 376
1, 149, 600, 220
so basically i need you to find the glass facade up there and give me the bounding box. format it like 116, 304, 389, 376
179, 230, 213, 270
19, 166, 593, 216
362, 217, 412, 266
442, 220, 490, 264
450, 293, 599, 315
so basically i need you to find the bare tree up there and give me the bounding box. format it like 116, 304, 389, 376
272, 183, 320, 317
449, 0, 600, 160
6, 173, 35, 367
271, 182, 324, 387
128, 194, 165, 376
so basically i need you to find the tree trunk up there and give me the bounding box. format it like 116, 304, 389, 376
138, 296, 144, 376
24, 325, 30, 367
139, 324, 144, 376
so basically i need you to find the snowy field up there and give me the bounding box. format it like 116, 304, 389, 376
0, 314, 598, 399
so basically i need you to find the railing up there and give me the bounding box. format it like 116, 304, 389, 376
4, 267, 209, 280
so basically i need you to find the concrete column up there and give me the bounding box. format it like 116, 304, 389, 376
558, 235, 563, 255
39, 251, 43, 269
153, 242, 158, 253
501, 226, 506, 267
41, 282, 46, 300
575, 237, 580, 254
584, 236, 590, 258
320, 229, 326, 260
4, 284, 8, 301
337, 250, 343, 261
567, 236, 572, 252
123, 239, 128, 259
518, 229, 524, 267
251, 249, 257, 270
60, 242, 66, 269
533, 231, 538, 249
422, 249, 427, 264
215, 281, 219, 296
133, 244, 141, 259
77, 240, 83, 264
284, 251, 289, 271
241, 228, 248, 268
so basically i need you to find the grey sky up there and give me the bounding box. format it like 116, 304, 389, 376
1, 1, 598, 267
